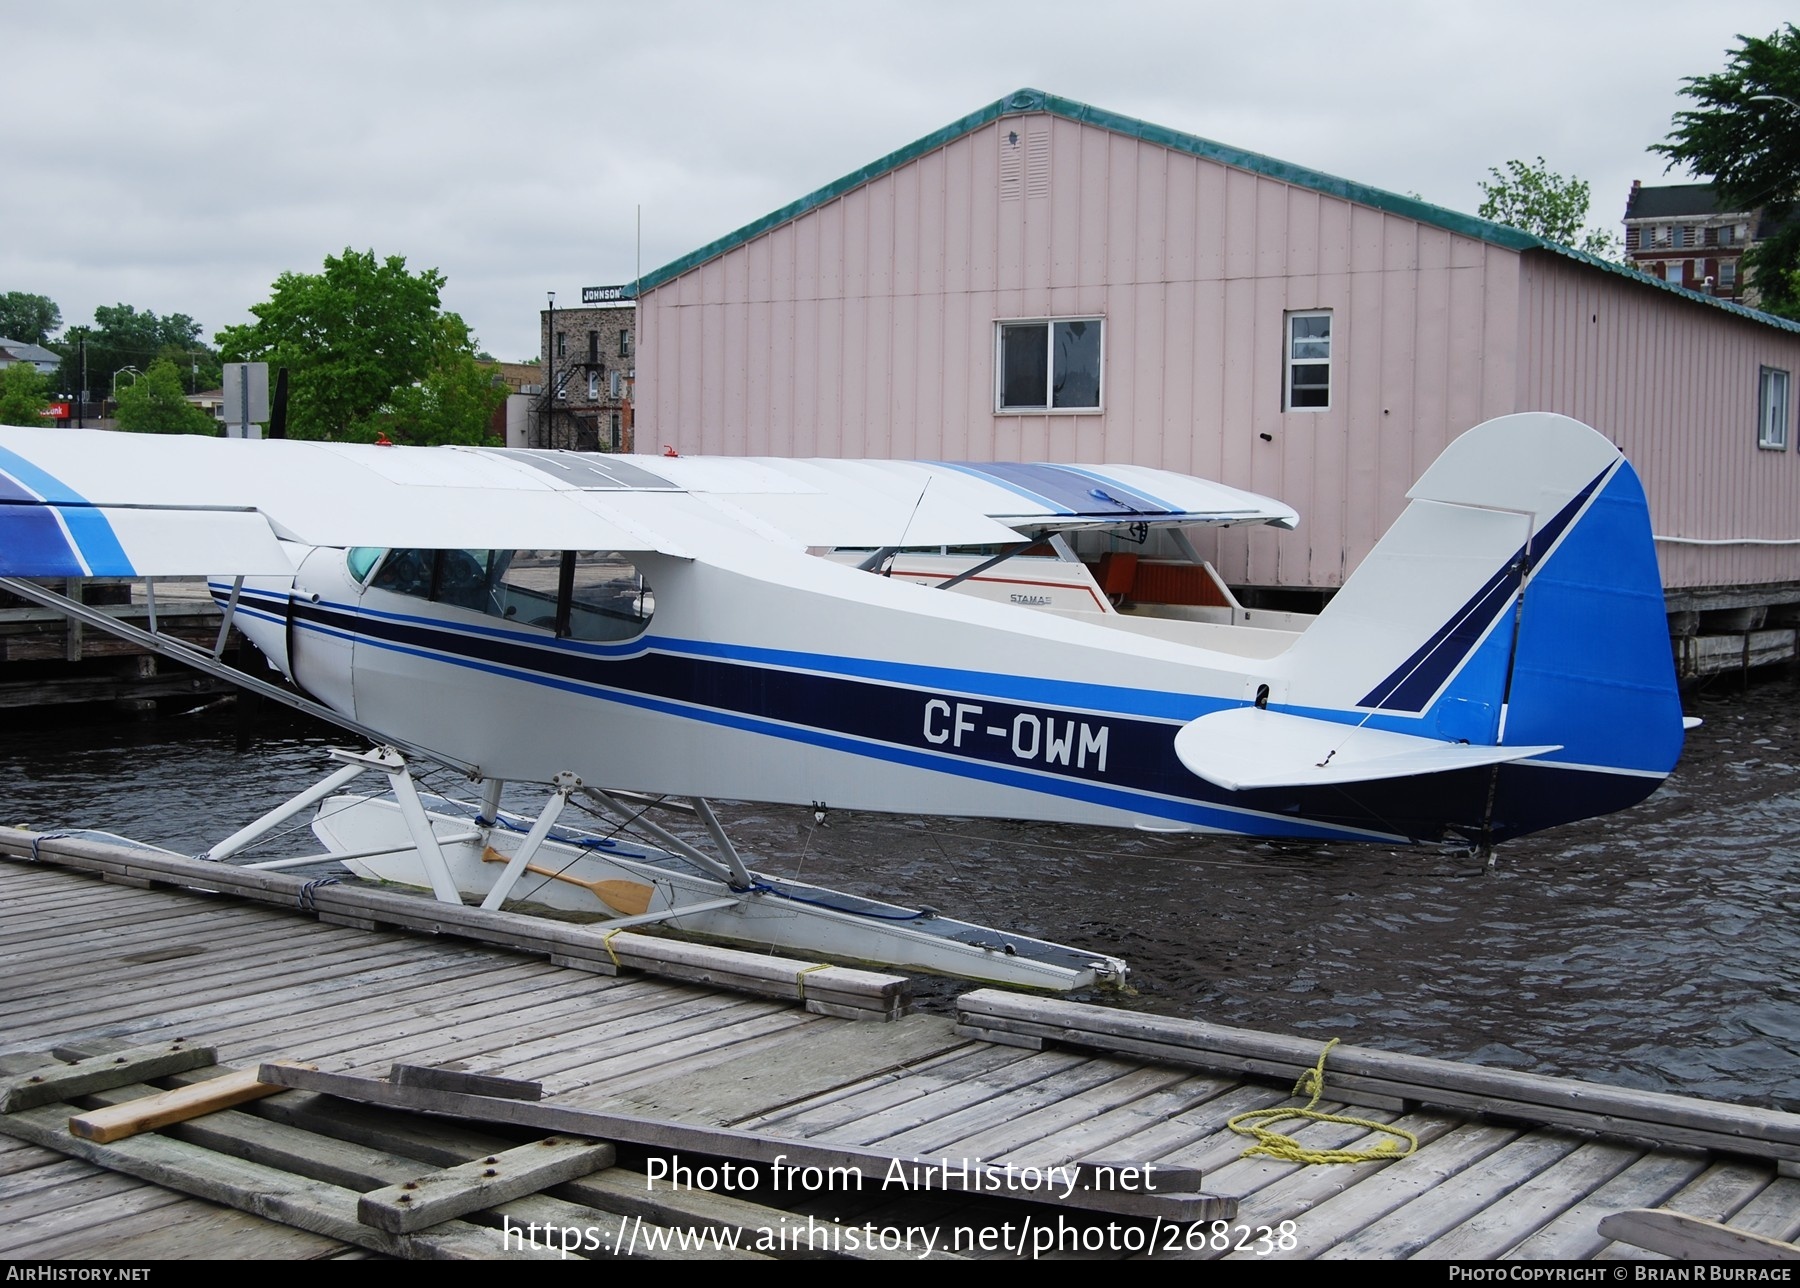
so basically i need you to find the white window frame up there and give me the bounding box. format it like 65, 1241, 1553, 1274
993, 317, 1105, 413
1283, 310, 1332, 412
1759, 366, 1790, 451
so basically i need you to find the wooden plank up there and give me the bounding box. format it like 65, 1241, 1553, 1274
552, 1169, 965, 1259
137, 1072, 915, 1261
734, 1040, 1027, 1136
1231, 1121, 1521, 1259
15, 1197, 351, 1261
1603, 1160, 1779, 1260
0, 1099, 562, 1259
595, 1013, 964, 1125
258, 1063, 1235, 1223
0, 1041, 215, 1112
1411, 1138, 1644, 1260
818, 1049, 1099, 1148
1500, 1150, 1714, 1260
357, 1135, 616, 1233
1313, 1128, 1588, 1260
485, 1192, 773, 1261
957, 990, 1800, 1161
1598, 1208, 1800, 1261
1722, 1174, 1800, 1244
916, 1063, 1196, 1164
390, 1064, 543, 1102
3, 829, 914, 1015
69, 1065, 306, 1143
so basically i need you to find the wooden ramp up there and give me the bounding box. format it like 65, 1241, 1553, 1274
4, 844, 1799, 1261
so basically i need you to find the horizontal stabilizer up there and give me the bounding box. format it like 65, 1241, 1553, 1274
1173, 706, 1560, 792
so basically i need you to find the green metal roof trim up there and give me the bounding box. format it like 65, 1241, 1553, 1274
634, 87, 1800, 336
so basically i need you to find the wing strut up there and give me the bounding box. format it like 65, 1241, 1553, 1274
0, 576, 476, 776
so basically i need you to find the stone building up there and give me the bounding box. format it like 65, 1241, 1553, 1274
536, 297, 635, 451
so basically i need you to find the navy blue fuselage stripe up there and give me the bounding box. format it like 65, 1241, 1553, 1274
1358, 466, 1609, 711
280, 597, 1636, 842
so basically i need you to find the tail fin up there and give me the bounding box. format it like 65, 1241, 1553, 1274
1286, 413, 1681, 766
1200, 413, 1684, 836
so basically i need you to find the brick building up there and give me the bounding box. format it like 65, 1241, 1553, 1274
1622, 182, 1760, 302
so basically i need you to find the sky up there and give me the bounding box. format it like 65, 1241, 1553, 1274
5, 0, 1793, 367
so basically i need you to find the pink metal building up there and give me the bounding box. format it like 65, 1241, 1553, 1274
633, 89, 1800, 610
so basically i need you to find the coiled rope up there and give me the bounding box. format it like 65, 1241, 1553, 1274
1226, 1038, 1419, 1165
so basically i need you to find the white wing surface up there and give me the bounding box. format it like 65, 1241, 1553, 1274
0, 425, 1297, 579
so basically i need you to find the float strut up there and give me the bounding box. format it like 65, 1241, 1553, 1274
481, 773, 578, 911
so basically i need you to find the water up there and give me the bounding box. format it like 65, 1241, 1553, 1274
3, 675, 1798, 1112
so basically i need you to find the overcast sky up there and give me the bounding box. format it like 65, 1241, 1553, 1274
5, 1, 1792, 367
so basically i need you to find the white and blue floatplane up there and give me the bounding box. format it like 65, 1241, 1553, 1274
0, 412, 1689, 987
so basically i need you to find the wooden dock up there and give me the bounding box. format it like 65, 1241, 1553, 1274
0, 578, 242, 711
4, 830, 1799, 1262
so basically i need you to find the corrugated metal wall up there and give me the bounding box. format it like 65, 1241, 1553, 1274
1517, 255, 1800, 590
647, 113, 1729, 590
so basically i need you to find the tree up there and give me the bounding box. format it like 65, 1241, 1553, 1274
59, 304, 219, 400
217, 249, 504, 445
0, 362, 49, 425
1478, 158, 1621, 259
0, 292, 60, 345
1653, 25, 1800, 318
114, 358, 216, 435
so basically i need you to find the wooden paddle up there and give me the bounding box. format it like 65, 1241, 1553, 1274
480, 846, 654, 916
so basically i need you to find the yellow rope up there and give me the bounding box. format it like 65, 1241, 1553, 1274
1226, 1038, 1418, 1165
601, 928, 624, 970
794, 962, 830, 1001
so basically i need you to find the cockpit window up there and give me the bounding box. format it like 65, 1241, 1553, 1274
364, 548, 651, 640
347, 547, 383, 582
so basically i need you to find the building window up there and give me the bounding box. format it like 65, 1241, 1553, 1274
1284, 311, 1332, 411
1759, 367, 1790, 450
609, 411, 621, 451
609, 370, 622, 399
587, 371, 599, 400
556, 332, 566, 359
1721, 261, 1737, 288
995, 318, 1103, 412
619, 329, 632, 358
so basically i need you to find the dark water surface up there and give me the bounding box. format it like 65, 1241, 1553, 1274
4, 674, 1798, 1111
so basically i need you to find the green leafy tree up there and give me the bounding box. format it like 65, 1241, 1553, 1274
114, 358, 216, 435
0, 292, 61, 345
59, 304, 218, 399
0, 362, 49, 424
217, 249, 503, 445
1478, 158, 1621, 259
1653, 25, 1800, 317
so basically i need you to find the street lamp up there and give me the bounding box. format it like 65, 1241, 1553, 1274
1751, 94, 1800, 113
111, 366, 139, 398
545, 290, 556, 449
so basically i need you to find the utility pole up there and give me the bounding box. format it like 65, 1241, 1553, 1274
545, 290, 556, 450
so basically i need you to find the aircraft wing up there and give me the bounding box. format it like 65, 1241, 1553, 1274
762, 459, 1300, 534
1173, 706, 1560, 791
0, 425, 1297, 579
